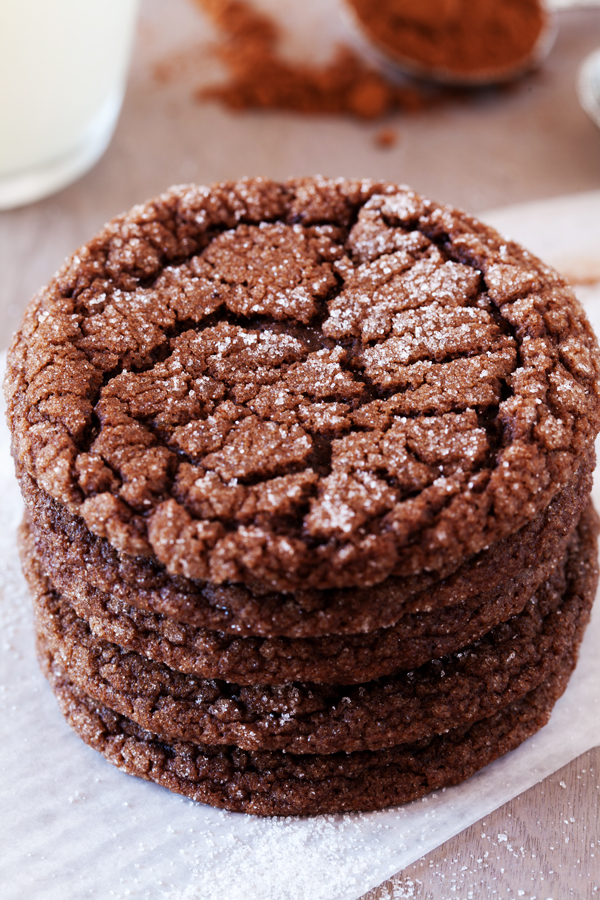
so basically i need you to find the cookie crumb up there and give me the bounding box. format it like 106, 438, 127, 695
374, 127, 399, 148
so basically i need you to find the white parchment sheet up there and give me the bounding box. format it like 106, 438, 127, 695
1, 192, 600, 900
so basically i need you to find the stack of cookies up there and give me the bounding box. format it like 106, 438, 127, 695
6, 177, 600, 816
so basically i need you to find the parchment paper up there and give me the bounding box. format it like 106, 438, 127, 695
1, 192, 600, 900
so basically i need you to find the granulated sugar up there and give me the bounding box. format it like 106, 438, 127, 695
160, 812, 403, 900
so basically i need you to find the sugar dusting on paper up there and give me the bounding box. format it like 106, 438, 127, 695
160, 811, 406, 900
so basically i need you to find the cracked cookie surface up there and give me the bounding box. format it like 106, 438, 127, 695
7, 178, 600, 590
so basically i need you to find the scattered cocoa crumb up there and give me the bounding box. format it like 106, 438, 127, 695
154, 43, 209, 85
374, 127, 399, 148
192, 0, 442, 119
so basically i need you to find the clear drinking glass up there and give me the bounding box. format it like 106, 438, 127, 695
0, 0, 140, 210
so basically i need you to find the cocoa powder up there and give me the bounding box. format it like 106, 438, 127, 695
194, 0, 437, 119
346, 0, 547, 79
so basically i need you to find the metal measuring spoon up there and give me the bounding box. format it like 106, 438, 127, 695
340, 0, 558, 87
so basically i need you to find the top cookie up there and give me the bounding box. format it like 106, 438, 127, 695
6, 178, 600, 591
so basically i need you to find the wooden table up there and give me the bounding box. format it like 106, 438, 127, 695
364, 747, 600, 899
1, 2, 599, 897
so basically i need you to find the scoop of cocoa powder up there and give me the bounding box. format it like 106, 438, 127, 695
346, 0, 548, 82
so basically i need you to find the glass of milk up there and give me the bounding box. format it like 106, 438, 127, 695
0, 0, 139, 210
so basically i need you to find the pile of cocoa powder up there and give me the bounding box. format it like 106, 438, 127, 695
193, 0, 442, 119
346, 0, 546, 79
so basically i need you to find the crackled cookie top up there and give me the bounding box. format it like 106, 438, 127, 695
6, 178, 600, 589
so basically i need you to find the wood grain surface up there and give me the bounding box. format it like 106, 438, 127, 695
362, 747, 600, 900
1, 2, 599, 896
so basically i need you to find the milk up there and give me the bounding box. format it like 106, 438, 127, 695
0, 0, 139, 208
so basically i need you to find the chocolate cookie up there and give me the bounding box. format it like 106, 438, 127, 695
39, 656, 576, 816
25, 551, 574, 686
29, 504, 599, 754
7, 179, 600, 592
20, 462, 594, 685
20, 454, 593, 640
